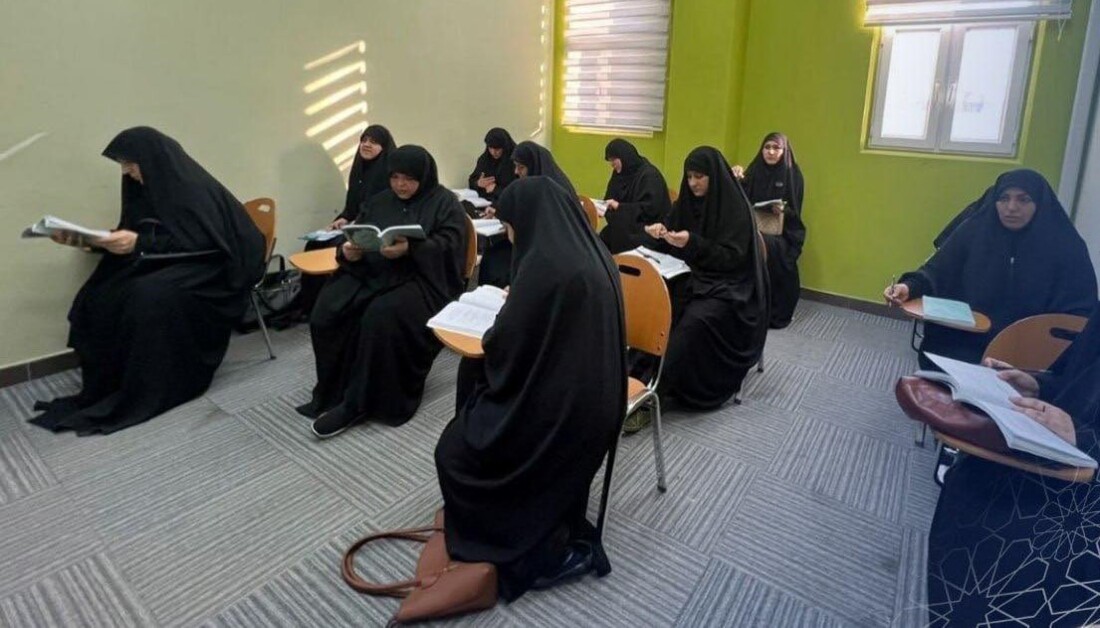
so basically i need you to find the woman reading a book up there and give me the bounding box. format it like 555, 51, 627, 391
732, 132, 805, 329
599, 138, 672, 255
435, 176, 625, 600
299, 125, 397, 314
928, 306, 1100, 625
640, 146, 768, 412
469, 128, 516, 288
31, 127, 265, 435
300, 145, 466, 438
885, 169, 1096, 367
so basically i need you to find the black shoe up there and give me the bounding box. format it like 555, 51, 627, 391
311, 406, 362, 439
294, 400, 320, 420
531, 540, 594, 590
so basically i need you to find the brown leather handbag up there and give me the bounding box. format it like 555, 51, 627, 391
342, 510, 498, 626
894, 376, 1009, 452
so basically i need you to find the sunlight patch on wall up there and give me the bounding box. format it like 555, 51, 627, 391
303, 41, 369, 180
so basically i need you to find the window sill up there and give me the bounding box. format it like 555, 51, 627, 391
860, 146, 1023, 164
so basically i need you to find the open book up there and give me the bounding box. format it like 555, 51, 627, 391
342, 224, 425, 251
300, 229, 344, 242
22, 215, 111, 240
472, 218, 506, 237
452, 189, 492, 210
921, 296, 976, 327
427, 285, 507, 340
592, 199, 609, 217
622, 246, 691, 280
920, 353, 1097, 468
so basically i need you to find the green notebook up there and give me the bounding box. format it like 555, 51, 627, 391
922, 296, 976, 327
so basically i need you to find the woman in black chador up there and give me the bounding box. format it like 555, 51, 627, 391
733, 132, 805, 328
469, 128, 517, 288
599, 138, 672, 254
300, 145, 466, 438
435, 176, 626, 601
927, 306, 1100, 626
886, 169, 1096, 367
32, 126, 265, 435
642, 146, 768, 410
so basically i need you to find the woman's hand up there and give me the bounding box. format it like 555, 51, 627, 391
329, 217, 349, 230
644, 223, 668, 239
770, 202, 784, 215
731, 165, 745, 180
380, 237, 409, 260
476, 174, 496, 191
982, 358, 1040, 398
883, 283, 909, 306
50, 231, 90, 249
95, 230, 138, 255
1012, 397, 1076, 446
483, 206, 496, 219
606, 199, 620, 211
663, 230, 690, 248
342, 241, 364, 262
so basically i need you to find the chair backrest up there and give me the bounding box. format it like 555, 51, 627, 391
578, 195, 599, 231
668, 187, 679, 203
982, 313, 1088, 371
463, 214, 479, 280
243, 197, 277, 261
614, 254, 672, 357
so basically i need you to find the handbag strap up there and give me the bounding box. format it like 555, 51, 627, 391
341, 526, 442, 598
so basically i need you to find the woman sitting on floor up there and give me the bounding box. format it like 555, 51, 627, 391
299, 145, 466, 438
599, 138, 671, 254
436, 176, 625, 601
885, 169, 1096, 367
32, 126, 266, 435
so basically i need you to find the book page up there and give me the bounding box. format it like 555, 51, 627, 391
472, 219, 506, 237
22, 215, 111, 240
427, 301, 499, 339
926, 353, 1019, 410
459, 285, 507, 312
982, 403, 1097, 468
626, 246, 691, 279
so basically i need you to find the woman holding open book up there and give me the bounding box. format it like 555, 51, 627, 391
31, 127, 265, 435
598, 138, 672, 255
927, 307, 1100, 626
885, 169, 1096, 367
640, 146, 768, 411
435, 176, 625, 600
732, 132, 805, 329
300, 144, 466, 438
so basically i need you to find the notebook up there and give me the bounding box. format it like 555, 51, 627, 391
427, 285, 507, 340
623, 246, 691, 279
922, 296, 976, 328
299, 229, 344, 242
21, 215, 110, 240
341, 224, 425, 251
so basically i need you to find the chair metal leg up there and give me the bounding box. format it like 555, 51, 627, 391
595, 427, 623, 545
251, 291, 276, 360
914, 422, 927, 447
651, 396, 668, 493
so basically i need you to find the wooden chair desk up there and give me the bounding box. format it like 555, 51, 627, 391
433, 328, 484, 358
288, 248, 339, 275
934, 431, 1095, 484
900, 297, 992, 333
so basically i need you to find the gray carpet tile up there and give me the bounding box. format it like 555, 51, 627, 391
836, 315, 920, 361
738, 359, 816, 412
0, 427, 57, 506
892, 528, 929, 628
768, 418, 908, 522
787, 306, 849, 342
0, 552, 155, 628
0, 370, 81, 423
371, 479, 444, 530
847, 310, 912, 332
759, 330, 839, 372
663, 400, 799, 470
715, 478, 904, 626
204, 329, 318, 414
673, 558, 853, 628
609, 433, 756, 551
824, 343, 917, 392
901, 446, 941, 532
0, 486, 104, 598
796, 373, 920, 449
109, 462, 361, 627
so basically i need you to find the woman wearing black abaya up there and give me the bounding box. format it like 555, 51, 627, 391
31, 127, 265, 435
599, 138, 672, 254
642, 146, 768, 410
435, 176, 626, 601
299, 125, 396, 314
733, 132, 805, 328
477, 141, 580, 287
927, 306, 1100, 626
469, 129, 517, 288
886, 170, 1096, 367
300, 145, 466, 438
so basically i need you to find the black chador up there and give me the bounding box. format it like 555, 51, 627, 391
599, 138, 672, 254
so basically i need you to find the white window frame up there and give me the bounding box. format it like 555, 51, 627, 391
868, 21, 1035, 157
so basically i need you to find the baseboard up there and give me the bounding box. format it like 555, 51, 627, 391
800, 288, 910, 321
0, 351, 79, 390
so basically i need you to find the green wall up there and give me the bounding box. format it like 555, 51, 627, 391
552, 0, 1091, 303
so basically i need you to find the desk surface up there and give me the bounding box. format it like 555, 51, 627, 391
935, 431, 1095, 483
432, 328, 484, 358
288, 248, 339, 275
901, 297, 992, 333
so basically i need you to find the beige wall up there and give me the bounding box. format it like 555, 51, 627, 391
0, 0, 550, 367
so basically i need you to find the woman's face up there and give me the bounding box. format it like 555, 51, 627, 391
119, 160, 143, 184
390, 172, 420, 200
761, 140, 784, 166
514, 162, 529, 178
996, 186, 1038, 230
488, 146, 504, 160
687, 170, 709, 197
608, 157, 623, 174
360, 136, 383, 160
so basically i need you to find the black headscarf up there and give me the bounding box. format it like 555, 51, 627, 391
101, 126, 265, 290
603, 138, 646, 199
741, 132, 806, 250
600, 138, 673, 253
437, 176, 626, 596
902, 169, 1097, 355
468, 128, 516, 201
512, 141, 578, 199
340, 125, 396, 221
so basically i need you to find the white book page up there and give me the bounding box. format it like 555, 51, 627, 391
472, 219, 506, 237
926, 353, 1018, 410
427, 302, 499, 339
22, 215, 111, 240
458, 285, 507, 312
982, 404, 1097, 468
625, 246, 691, 279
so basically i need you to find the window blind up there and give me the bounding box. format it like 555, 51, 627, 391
865, 0, 1072, 26
561, 0, 671, 133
